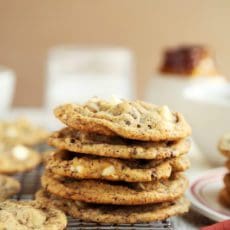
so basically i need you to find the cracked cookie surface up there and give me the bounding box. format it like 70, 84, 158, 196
0, 200, 67, 230
54, 98, 191, 141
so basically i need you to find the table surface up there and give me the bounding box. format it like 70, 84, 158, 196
2, 108, 221, 230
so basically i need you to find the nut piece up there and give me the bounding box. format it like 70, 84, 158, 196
102, 165, 115, 176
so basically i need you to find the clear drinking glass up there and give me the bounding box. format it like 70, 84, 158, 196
45, 46, 134, 110
0, 66, 16, 114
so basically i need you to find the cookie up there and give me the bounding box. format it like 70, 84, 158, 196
219, 188, 230, 207
219, 133, 230, 158
36, 189, 190, 224
0, 144, 41, 174
0, 200, 67, 230
224, 173, 230, 190
46, 150, 190, 182
42, 150, 55, 164
0, 175, 20, 200
54, 98, 191, 141
225, 159, 230, 170
41, 172, 188, 205
48, 127, 191, 160
0, 118, 49, 146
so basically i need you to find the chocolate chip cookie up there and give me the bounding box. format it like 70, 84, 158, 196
41, 172, 188, 205
49, 127, 190, 160
36, 189, 190, 224
0, 175, 20, 200
0, 200, 67, 230
46, 150, 190, 182
0, 118, 49, 146
54, 98, 191, 141
0, 144, 41, 174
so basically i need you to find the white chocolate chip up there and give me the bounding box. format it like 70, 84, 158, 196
159, 106, 175, 122
86, 98, 100, 112
70, 166, 74, 171
109, 95, 122, 105
12, 145, 29, 160
102, 165, 115, 176
87, 102, 99, 112
62, 114, 68, 120
70, 165, 84, 173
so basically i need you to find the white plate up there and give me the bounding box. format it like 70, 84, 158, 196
187, 167, 230, 221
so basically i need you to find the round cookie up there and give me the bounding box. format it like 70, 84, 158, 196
48, 127, 191, 160
0, 144, 41, 174
219, 133, 230, 158
41, 172, 188, 205
0, 118, 49, 146
54, 98, 191, 141
0, 175, 20, 200
0, 200, 67, 230
46, 150, 190, 182
219, 188, 230, 207
36, 190, 190, 224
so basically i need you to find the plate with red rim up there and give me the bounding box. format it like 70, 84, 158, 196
187, 167, 230, 222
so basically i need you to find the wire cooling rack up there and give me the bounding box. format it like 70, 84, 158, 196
13, 166, 174, 230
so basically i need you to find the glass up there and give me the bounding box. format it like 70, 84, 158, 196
45, 46, 135, 110
0, 66, 16, 114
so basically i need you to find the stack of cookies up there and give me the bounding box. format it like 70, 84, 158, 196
37, 98, 191, 224
219, 133, 230, 206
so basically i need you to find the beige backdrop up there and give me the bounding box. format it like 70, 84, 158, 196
0, 0, 229, 106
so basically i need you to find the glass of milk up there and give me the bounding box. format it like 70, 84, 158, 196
0, 66, 16, 114
45, 46, 135, 110
183, 83, 230, 166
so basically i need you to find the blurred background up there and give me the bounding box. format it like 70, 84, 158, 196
0, 0, 230, 107
1, 0, 230, 165
1, 2, 230, 224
